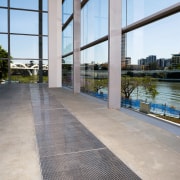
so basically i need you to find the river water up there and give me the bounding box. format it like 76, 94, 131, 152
131, 81, 180, 110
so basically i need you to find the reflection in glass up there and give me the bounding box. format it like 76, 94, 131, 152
11, 10, 38, 34
11, 35, 38, 59
81, 0, 108, 46
10, 60, 48, 83
62, 0, 73, 24
62, 55, 73, 88
123, 0, 180, 26
10, 0, 38, 10
62, 21, 73, 55
81, 41, 108, 96
0, 9, 7, 32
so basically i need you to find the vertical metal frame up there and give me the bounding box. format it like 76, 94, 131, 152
108, 0, 122, 109
39, 0, 43, 83
7, 0, 11, 82
73, 0, 81, 93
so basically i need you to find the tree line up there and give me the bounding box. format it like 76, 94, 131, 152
0, 46, 8, 80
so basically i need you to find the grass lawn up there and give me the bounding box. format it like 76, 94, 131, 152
156, 114, 180, 124
11, 75, 48, 83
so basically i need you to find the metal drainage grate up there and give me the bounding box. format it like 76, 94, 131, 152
40, 149, 141, 180
31, 85, 141, 180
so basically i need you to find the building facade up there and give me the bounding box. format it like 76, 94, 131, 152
0, 0, 180, 109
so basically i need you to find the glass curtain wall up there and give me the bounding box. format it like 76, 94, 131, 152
122, 0, 180, 116
62, 0, 108, 95
62, 0, 73, 88
62, 21, 73, 88
81, 42, 108, 95
0, 0, 48, 84
81, 0, 108, 97
62, 0, 180, 114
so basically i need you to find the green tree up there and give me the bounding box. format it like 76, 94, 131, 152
141, 77, 158, 99
121, 77, 140, 99
149, 62, 158, 70
121, 76, 158, 99
0, 46, 8, 79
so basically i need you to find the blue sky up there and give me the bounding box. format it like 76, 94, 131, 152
127, 13, 180, 63
0, 0, 179, 65
124, 0, 180, 64
0, 0, 48, 64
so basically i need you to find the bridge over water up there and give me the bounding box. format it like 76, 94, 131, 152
11, 63, 48, 76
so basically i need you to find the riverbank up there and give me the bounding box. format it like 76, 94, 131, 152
155, 114, 180, 125
158, 78, 180, 82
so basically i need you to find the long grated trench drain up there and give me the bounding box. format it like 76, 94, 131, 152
30, 84, 141, 180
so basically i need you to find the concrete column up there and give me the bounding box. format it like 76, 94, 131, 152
73, 0, 81, 93
108, 0, 122, 109
48, 0, 62, 88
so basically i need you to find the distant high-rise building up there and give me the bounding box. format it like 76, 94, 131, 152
165, 59, 171, 67
171, 53, 180, 68
157, 58, 165, 68
122, 57, 131, 68
138, 58, 146, 65
146, 55, 156, 64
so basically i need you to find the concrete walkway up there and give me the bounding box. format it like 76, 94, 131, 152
0, 84, 180, 180
0, 84, 42, 180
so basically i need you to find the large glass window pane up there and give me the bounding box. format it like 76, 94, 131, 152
11, 35, 38, 59
62, 21, 73, 55
11, 10, 38, 34
81, 41, 108, 98
81, 0, 108, 46
62, 0, 73, 24
43, 37, 48, 59
62, 55, 73, 88
126, 14, 180, 65
43, 0, 48, 11
0, 0, 7, 7
10, 0, 38, 10
0, 9, 7, 32
11, 60, 48, 83
122, 13, 180, 114
43, 13, 48, 35
123, 0, 180, 26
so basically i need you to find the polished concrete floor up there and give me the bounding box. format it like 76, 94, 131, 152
0, 84, 180, 180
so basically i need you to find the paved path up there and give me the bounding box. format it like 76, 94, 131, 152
0, 84, 180, 180
0, 84, 42, 180
30, 84, 140, 179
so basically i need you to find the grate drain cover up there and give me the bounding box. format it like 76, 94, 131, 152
40, 149, 140, 180
31, 85, 141, 180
